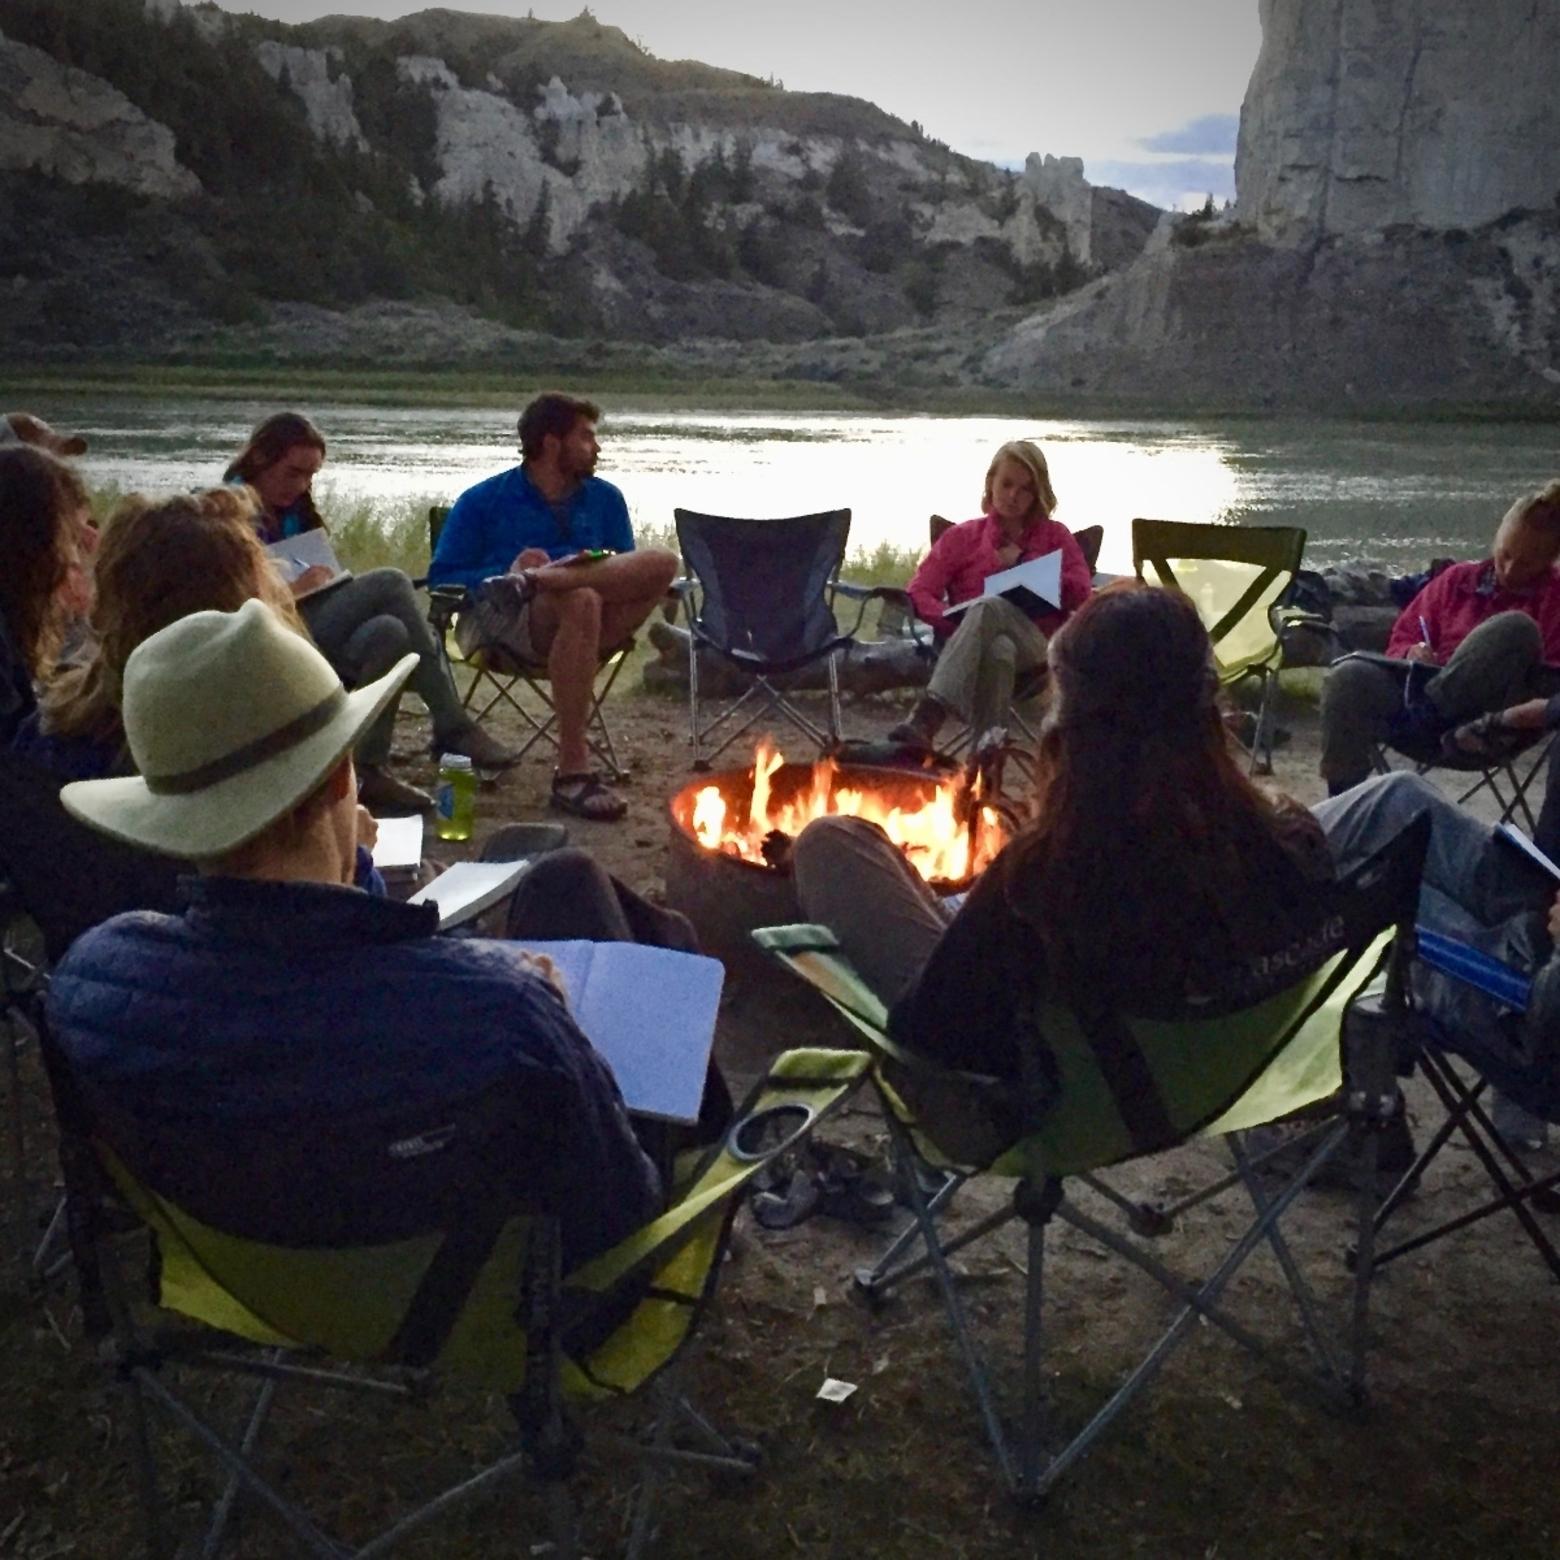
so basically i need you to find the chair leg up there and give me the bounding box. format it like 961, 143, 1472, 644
5, 1007, 24, 1237
687, 634, 704, 770
826, 649, 843, 750
122, 1371, 168, 1560
1019, 1216, 1046, 1499
200, 1373, 279, 1560
624, 1375, 677, 1560
1250, 670, 1277, 776
885, 1118, 1016, 1490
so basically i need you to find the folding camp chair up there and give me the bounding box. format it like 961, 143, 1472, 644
424, 506, 631, 780
43, 1022, 868, 1560
1134, 519, 1325, 775
878, 518, 1107, 764
754, 818, 1427, 1502
0, 752, 178, 1266
1367, 926, 1560, 1281
672, 508, 897, 770
1330, 650, 1560, 831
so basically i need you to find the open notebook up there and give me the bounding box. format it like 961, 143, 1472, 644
507, 940, 724, 1124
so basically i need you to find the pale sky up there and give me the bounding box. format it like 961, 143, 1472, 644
208, 0, 1262, 208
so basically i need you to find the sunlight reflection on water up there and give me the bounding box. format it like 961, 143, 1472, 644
51, 397, 1558, 571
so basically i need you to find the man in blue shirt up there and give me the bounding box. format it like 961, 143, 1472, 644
431, 393, 677, 821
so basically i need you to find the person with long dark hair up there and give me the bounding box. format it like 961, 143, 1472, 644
795, 582, 1336, 1080
0, 446, 94, 747
225, 412, 517, 810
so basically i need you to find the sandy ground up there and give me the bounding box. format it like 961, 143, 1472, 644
3, 669, 1559, 1558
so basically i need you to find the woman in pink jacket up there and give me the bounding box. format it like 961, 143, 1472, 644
889, 440, 1092, 750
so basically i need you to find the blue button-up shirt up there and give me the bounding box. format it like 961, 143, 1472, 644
429, 466, 636, 592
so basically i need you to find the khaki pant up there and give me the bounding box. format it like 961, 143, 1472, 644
792, 815, 952, 1009
1319, 610, 1547, 788
928, 597, 1049, 739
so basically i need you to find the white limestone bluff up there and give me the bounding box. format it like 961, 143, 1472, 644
984, 0, 1560, 411
0, 28, 200, 199
1237, 0, 1560, 243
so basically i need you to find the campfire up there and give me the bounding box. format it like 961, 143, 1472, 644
671, 739, 1008, 887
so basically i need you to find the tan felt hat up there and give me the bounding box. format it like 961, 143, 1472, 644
62, 599, 416, 860
0, 413, 89, 457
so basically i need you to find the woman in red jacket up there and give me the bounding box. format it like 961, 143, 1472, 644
889, 440, 1092, 750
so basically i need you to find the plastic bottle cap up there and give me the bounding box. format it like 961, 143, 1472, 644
439, 753, 475, 771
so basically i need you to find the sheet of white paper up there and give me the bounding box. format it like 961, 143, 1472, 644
408, 858, 531, 931
943, 548, 1062, 616
508, 940, 724, 1124
370, 814, 423, 872
265, 528, 345, 581
1496, 822, 1560, 883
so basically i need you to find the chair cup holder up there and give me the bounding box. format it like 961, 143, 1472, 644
728, 1103, 817, 1163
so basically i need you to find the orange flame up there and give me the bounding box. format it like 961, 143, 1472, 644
679, 739, 1007, 885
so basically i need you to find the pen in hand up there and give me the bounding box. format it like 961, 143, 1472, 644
1419, 615, 1432, 648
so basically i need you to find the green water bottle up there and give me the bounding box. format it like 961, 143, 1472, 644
435, 752, 476, 842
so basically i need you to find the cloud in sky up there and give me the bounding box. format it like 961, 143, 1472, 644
1139, 113, 1239, 157
1089, 158, 1235, 212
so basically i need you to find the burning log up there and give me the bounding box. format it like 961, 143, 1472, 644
642, 620, 933, 697
665, 741, 1008, 969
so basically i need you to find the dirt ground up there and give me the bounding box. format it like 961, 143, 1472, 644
3, 667, 1559, 1558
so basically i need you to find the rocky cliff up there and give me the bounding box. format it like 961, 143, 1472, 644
1237, 0, 1560, 244
984, 0, 1560, 411
0, 0, 1157, 358
0, 28, 199, 199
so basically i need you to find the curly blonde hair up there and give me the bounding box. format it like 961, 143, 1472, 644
42, 486, 305, 744
981, 440, 1058, 523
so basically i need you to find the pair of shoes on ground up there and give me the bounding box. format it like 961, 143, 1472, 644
550, 770, 627, 822
1247, 1108, 1419, 1198
750, 1142, 897, 1231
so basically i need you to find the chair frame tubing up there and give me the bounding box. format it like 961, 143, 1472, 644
859, 1096, 1386, 1502
687, 646, 843, 771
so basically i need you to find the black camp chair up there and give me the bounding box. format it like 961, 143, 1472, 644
671, 508, 897, 769
1369, 926, 1560, 1281
423, 507, 634, 780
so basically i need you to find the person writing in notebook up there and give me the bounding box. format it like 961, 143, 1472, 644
1320, 479, 1560, 795
430, 392, 678, 822
888, 440, 1092, 752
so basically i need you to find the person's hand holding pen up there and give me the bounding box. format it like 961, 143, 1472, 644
1404, 614, 1440, 665
287, 563, 335, 597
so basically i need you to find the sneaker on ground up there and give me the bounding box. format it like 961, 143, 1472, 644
438, 723, 522, 769
357, 764, 433, 813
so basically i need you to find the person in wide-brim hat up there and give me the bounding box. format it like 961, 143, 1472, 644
62, 597, 416, 860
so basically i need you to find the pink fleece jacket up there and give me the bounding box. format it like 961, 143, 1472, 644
905, 513, 1093, 638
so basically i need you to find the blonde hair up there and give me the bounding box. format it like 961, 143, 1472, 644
1508, 478, 1560, 535
42, 486, 305, 744
982, 440, 1057, 523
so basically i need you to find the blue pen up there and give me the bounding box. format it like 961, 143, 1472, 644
1419, 615, 1432, 647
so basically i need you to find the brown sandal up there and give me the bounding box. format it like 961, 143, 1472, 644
549, 771, 627, 822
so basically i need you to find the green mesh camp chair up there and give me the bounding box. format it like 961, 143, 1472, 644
424, 506, 632, 779
754, 818, 1426, 1502
1133, 519, 1324, 775
45, 1032, 868, 1559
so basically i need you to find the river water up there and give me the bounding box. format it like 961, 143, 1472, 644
39, 395, 1560, 573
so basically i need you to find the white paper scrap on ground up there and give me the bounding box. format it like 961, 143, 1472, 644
816, 1378, 858, 1403
370, 814, 423, 873
943, 548, 1062, 618
408, 858, 531, 932
509, 940, 724, 1125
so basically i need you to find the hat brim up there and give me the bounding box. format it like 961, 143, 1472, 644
62, 653, 418, 860
52, 434, 89, 457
